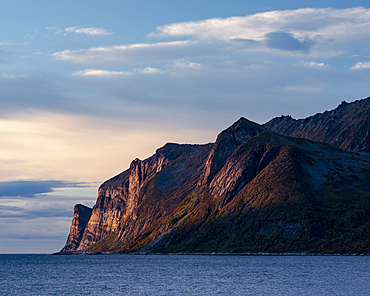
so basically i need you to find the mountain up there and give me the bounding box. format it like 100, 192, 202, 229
59, 98, 370, 254
264, 97, 370, 151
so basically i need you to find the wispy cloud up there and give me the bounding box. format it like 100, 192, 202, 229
0, 180, 86, 198
2, 73, 29, 79
64, 26, 114, 36
0, 41, 28, 46
71, 69, 129, 77
172, 60, 204, 71
47, 26, 114, 36
139, 67, 162, 74
52, 40, 197, 64
72, 67, 166, 77
351, 61, 370, 69
0, 205, 72, 219
300, 61, 325, 67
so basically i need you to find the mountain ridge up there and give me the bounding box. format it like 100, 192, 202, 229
59, 97, 370, 254
264, 97, 370, 151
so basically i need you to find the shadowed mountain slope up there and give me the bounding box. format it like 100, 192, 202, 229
264, 97, 370, 151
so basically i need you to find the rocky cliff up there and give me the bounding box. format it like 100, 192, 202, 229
60, 97, 370, 254
61, 142, 213, 253
60, 204, 92, 253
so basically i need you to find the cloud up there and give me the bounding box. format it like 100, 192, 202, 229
0, 41, 28, 46
50, 7, 370, 68
140, 67, 163, 74
5, 8, 370, 185
301, 61, 325, 67
48, 26, 114, 36
172, 60, 204, 70
0, 213, 74, 253
147, 7, 370, 57
265, 32, 313, 53
71, 67, 165, 77
0, 180, 86, 198
2, 73, 29, 79
64, 26, 114, 36
52, 40, 197, 64
46, 26, 58, 31
151, 7, 370, 40
351, 62, 370, 69
71, 69, 129, 77
0, 204, 72, 219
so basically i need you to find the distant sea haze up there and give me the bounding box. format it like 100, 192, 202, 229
2, 254, 370, 295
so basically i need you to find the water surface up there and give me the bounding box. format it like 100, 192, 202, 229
1, 254, 369, 295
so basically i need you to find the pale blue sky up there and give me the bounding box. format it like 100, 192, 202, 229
1, 1, 370, 253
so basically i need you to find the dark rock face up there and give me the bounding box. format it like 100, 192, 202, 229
59, 97, 370, 254
264, 97, 370, 151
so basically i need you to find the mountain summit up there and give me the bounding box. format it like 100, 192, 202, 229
59, 97, 370, 254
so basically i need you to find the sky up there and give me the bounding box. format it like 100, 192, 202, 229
1, 0, 370, 253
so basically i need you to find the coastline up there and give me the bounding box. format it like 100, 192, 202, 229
52, 251, 370, 256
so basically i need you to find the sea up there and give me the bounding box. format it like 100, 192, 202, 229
1, 254, 370, 295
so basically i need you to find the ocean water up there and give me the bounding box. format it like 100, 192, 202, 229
1, 254, 370, 295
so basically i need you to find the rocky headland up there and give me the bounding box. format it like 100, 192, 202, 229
59, 97, 370, 255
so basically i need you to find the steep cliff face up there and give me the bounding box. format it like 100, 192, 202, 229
198, 118, 268, 187
264, 97, 370, 151
208, 132, 292, 205
60, 204, 92, 253
65, 143, 213, 253
60, 97, 370, 254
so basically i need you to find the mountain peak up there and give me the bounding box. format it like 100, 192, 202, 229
230, 117, 267, 130
198, 118, 269, 187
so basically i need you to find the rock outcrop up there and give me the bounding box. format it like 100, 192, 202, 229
60, 97, 370, 254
